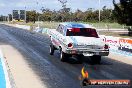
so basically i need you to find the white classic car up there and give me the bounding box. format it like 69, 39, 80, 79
49, 22, 109, 63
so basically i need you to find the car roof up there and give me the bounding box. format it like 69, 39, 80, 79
60, 22, 95, 29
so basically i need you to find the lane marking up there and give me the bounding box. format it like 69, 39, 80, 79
0, 49, 11, 88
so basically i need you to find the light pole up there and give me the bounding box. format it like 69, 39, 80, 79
36, 1, 40, 28
24, 0, 27, 23
25, 6, 27, 23
99, 0, 101, 22
8, 14, 9, 23
8, 14, 9, 22
12, 11, 13, 21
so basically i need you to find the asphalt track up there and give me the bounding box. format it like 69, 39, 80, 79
0, 24, 132, 88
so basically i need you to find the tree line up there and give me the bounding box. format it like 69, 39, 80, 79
113, 0, 132, 36
26, 6, 116, 23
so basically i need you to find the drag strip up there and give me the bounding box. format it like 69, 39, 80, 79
0, 24, 131, 88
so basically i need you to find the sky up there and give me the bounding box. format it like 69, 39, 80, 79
0, 0, 119, 16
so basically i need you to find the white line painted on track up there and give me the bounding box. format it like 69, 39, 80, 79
0, 49, 11, 88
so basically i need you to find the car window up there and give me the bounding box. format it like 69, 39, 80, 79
56, 25, 65, 35
56, 25, 61, 32
59, 25, 63, 34
66, 28, 99, 38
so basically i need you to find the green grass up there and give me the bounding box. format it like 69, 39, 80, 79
15, 21, 124, 29
83, 22, 123, 29
99, 31, 132, 38
40, 22, 123, 29
39, 22, 59, 29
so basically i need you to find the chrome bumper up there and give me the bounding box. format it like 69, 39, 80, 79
64, 48, 109, 56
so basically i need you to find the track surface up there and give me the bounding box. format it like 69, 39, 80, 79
0, 24, 132, 88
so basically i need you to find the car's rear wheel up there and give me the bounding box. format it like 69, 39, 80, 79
60, 51, 68, 62
50, 44, 55, 55
90, 55, 101, 64
77, 54, 84, 63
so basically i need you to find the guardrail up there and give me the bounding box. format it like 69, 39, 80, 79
15, 24, 30, 30
13, 24, 132, 57
99, 35, 132, 57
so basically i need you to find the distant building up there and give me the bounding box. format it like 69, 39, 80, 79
13, 10, 19, 20
20, 10, 25, 20
0, 15, 8, 21
12, 10, 26, 21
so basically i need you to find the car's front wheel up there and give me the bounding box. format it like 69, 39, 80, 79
50, 44, 55, 55
90, 55, 101, 64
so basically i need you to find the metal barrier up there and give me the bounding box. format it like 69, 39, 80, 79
14, 24, 132, 57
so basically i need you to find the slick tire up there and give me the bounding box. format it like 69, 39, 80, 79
50, 44, 55, 55
77, 54, 84, 63
60, 50, 68, 62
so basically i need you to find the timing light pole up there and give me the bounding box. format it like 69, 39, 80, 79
25, 6, 27, 23
24, 0, 27, 23
36, 1, 40, 28
99, 0, 101, 22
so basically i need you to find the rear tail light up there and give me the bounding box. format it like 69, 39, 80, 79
104, 44, 109, 49
68, 43, 73, 48
68, 28, 80, 32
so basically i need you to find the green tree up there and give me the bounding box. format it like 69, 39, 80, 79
25, 6, 116, 23
26, 10, 36, 23
83, 8, 99, 22
58, 8, 71, 21
74, 9, 84, 21
113, 0, 132, 36
101, 6, 113, 22
113, 0, 132, 25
